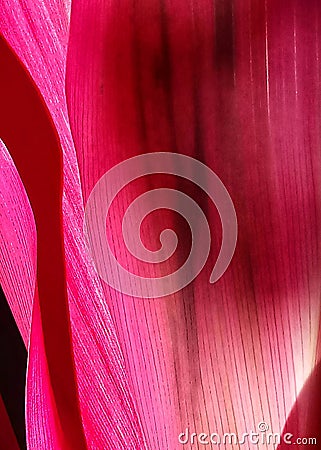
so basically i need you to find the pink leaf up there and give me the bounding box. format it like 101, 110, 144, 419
67, 1, 321, 448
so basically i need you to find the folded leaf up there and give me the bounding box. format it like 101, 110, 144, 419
0, 1, 147, 447
0, 139, 35, 346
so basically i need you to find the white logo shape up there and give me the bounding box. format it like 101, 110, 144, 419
84, 152, 237, 298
